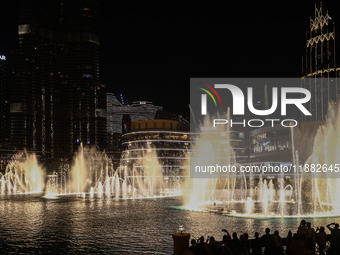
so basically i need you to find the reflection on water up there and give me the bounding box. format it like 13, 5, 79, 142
0, 196, 339, 254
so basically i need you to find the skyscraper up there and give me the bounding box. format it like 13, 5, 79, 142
10, 0, 105, 158
302, 1, 340, 121
0, 54, 9, 144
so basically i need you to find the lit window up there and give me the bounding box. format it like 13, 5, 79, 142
82, 74, 93, 78
18, 24, 31, 35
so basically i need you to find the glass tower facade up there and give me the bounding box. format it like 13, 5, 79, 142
10, 0, 105, 158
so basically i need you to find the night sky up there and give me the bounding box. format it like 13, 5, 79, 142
1, 1, 340, 115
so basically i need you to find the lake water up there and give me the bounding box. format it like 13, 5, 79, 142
0, 195, 338, 254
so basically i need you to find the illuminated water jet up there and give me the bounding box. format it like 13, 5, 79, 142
183, 104, 340, 217
0, 152, 44, 195
1, 143, 180, 199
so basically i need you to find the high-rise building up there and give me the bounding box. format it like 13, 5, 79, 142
10, 0, 105, 158
106, 93, 162, 135
0, 54, 9, 145
302, 1, 340, 121
106, 93, 162, 168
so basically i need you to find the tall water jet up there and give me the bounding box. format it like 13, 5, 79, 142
141, 146, 164, 196
2, 140, 180, 199
183, 102, 340, 217
71, 143, 89, 194
38, 142, 176, 199
301, 103, 340, 215
0, 151, 45, 195
68, 143, 114, 196
183, 109, 239, 211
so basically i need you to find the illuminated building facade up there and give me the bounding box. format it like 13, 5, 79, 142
302, 2, 340, 121
249, 125, 292, 163
106, 93, 162, 135
247, 2, 338, 169
121, 119, 190, 180
10, 0, 105, 158
106, 93, 162, 168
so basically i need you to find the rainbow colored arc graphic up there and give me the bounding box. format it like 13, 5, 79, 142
199, 84, 222, 107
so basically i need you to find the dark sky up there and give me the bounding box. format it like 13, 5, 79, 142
1, 1, 340, 115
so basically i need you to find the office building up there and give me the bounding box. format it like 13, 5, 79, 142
10, 0, 105, 158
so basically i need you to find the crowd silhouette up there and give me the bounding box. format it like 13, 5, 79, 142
188, 220, 340, 255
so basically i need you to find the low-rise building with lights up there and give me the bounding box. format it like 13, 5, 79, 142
121, 119, 190, 187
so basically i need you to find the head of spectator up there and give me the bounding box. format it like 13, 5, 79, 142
287, 230, 292, 238
191, 239, 196, 246
232, 232, 238, 240
199, 236, 205, 244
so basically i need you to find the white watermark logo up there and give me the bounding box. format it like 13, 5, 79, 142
201, 84, 311, 116
197, 82, 312, 128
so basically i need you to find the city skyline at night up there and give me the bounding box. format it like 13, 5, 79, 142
0, 1, 339, 115
1, 1, 340, 255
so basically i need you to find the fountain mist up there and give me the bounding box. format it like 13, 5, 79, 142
184, 103, 340, 217
0, 151, 45, 195
1, 143, 180, 199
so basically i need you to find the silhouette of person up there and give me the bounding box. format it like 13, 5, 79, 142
316, 227, 327, 255
273, 230, 283, 255
189, 239, 198, 254
297, 220, 307, 238
261, 228, 275, 255
240, 232, 250, 255
327, 222, 340, 254
220, 234, 232, 255
306, 222, 315, 252
196, 236, 208, 255
285, 231, 293, 255
251, 232, 262, 255
230, 232, 242, 255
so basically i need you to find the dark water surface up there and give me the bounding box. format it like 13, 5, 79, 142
0, 195, 338, 254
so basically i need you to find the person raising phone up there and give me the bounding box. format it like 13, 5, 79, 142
327, 222, 340, 254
